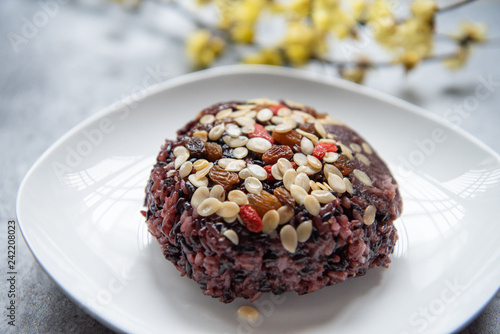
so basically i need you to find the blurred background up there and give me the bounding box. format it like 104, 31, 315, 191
1, 0, 499, 333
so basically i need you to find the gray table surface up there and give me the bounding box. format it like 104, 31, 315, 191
1, 0, 499, 333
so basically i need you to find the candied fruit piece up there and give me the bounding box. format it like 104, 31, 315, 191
333, 154, 354, 176
240, 205, 263, 233
273, 187, 295, 207
313, 142, 338, 160
248, 124, 274, 144
205, 142, 222, 162
185, 137, 206, 158
247, 191, 282, 218
262, 145, 293, 165
208, 165, 240, 191
272, 129, 302, 151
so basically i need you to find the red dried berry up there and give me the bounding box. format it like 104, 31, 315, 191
248, 124, 274, 144
269, 104, 287, 116
264, 165, 274, 181
239, 205, 263, 233
291, 162, 297, 170
312, 142, 338, 160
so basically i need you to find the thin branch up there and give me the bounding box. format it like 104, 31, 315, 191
437, 0, 477, 13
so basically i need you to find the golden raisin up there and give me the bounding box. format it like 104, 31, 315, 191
208, 165, 240, 191
205, 142, 222, 162
262, 145, 293, 165
273, 187, 295, 208
272, 129, 302, 151
333, 154, 354, 176
247, 191, 282, 218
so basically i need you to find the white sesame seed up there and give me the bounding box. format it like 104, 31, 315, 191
191, 186, 209, 207
217, 201, 240, 218
233, 147, 249, 159
193, 159, 209, 171
223, 229, 239, 245
246, 110, 257, 119
200, 114, 215, 124
339, 144, 354, 160
293, 153, 308, 166
311, 190, 336, 203
353, 169, 373, 187
271, 116, 283, 124
197, 197, 221, 216
257, 108, 273, 122
179, 161, 193, 179
316, 182, 329, 191
238, 168, 252, 179
327, 173, 347, 193
296, 220, 313, 242
247, 137, 272, 153
188, 174, 209, 188
284, 99, 304, 109
324, 163, 343, 178
208, 123, 225, 141
344, 177, 354, 194
244, 177, 262, 195
296, 165, 308, 174
323, 152, 339, 163
264, 125, 276, 132
275, 122, 294, 133
223, 135, 249, 148
280, 225, 298, 253
294, 172, 310, 192
277, 206, 294, 225
271, 163, 283, 180
235, 116, 255, 127
247, 164, 268, 181
173, 146, 189, 158
262, 210, 279, 235
356, 153, 371, 166
215, 108, 233, 120
304, 165, 321, 176
217, 158, 234, 169
224, 215, 238, 224
283, 169, 297, 191
363, 205, 376, 225
228, 190, 249, 205
166, 170, 176, 177
277, 158, 293, 175
174, 154, 189, 170
304, 195, 320, 216
225, 123, 241, 138
307, 155, 322, 170
277, 107, 292, 117
309, 180, 320, 191
290, 112, 305, 124
195, 162, 213, 180
209, 184, 225, 202
296, 129, 318, 144
290, 184, 308, 205
322, 182, 333, 191
193, 131, 208, 142
224, 160, 246, 172
231, 110, 249, 118
300, 137, 314, 155
362, 142, 373, 155
314, 121, 327, 138
240, 123, 255, 134
350, 143, 362, 153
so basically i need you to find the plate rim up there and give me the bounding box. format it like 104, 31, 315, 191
16, 64, 500, 334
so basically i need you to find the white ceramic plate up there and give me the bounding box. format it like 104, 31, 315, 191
17, 65, 500, 334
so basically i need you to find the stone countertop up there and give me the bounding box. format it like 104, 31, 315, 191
1, 0, 499, 333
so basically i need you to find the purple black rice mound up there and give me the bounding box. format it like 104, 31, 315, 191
144, 98, 402, 303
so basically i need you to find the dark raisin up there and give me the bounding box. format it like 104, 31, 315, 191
185, 137, 206, 158
208, 165, 240, 191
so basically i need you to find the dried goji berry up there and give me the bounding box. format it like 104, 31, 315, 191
312, 142, 338, 160
239, 205, 263, 233
248, 124, 274, 144
269, 104, 287, 116
264, 165, 274, 181
290, 162, 297, 169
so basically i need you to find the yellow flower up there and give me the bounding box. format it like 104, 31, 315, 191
397, 50, 421, 72
243, 48, 283, 65
443, 47, 470, 70
349, 0, 367, 22
283, 21, 316, 66
290, 0, 311, 18
186, 30, 225, 68
458, 22, 487, 44
231, 23, 254, 43
411, 0, 438, 22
